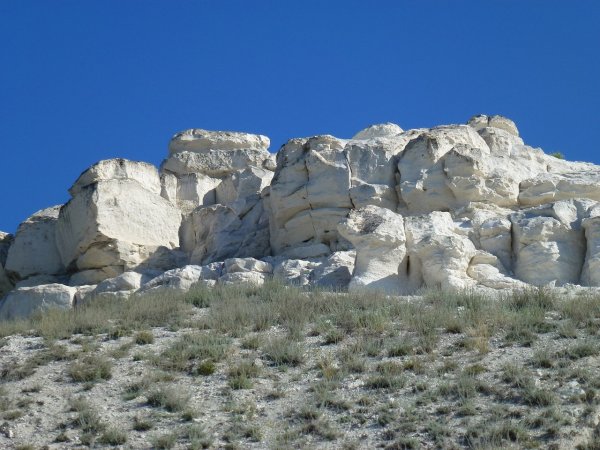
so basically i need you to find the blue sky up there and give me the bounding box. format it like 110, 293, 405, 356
1, 1, 599, 233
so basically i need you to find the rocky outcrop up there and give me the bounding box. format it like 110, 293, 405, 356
4, 114, 600, 319
162, 129, 275, 264
5, 206, 64, 281
338, 206, 407, 294
56, 160, 183, 285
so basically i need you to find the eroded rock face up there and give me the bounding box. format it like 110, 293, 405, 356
0, 232, 14, 296
56, 165, 182, 280
5, 206, 64, 281
338, 206, 407, 294
5, 114, 600, 315
161, 129, 275, 215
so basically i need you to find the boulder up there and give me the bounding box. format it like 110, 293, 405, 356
272, 259, 320, 286
223, 258, 272, 275
219, 272, 269, 286
467, 114, 520, 137
69, 158, 161, 196
168, 129, 270, 155
345, 140, 400, 210
90, 271, 161, 298
405, 212, 478, 290
311, 251, 355, 289
69, 266, 125, 286
0, 284, 76, 321
467, 251, 527, 290
352, 123, 403, 140
5, 206, 64, 280
56, 167, 182, 280
338, 206, 407, 294
139, 264, 222, 294
219, 257, 272, 287
511, 200, 591, 286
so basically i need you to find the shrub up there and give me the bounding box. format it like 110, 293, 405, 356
146, 386, 190, 412
98, 427, 127, 445
134, 330, 154, 345
263, 337, 304, 366
69, 355, 112, 382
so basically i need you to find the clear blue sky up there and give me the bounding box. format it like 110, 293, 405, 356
1, 1, 599, 233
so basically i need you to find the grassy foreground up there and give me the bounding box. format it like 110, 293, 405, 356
1, 283, 600, 448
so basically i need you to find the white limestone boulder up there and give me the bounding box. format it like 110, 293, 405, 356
219, 257, 272, 286
223, 258, 272, 275
272, 259, 321, 286
90, 271, 161, 297
467, 251, 527, 290
56, 175, 182, 278
69, 158, 161, 196
352, 123, 403, 140
467, 114, 520, 137
511, 200, 592, 286
471, 211, 513, 271
215, 167, 274, 215
310, 251, 355, 289
139, 264, 222, 294
345, 140, 402, 210
338, 206, 407, 294
5, 206, 64, 280
168, 129, 270, 155
69, 266, 125, 286
405, 212, 478, 290
0, 283, 76, 321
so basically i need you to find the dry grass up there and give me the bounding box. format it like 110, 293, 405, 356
1, 283, 600, 448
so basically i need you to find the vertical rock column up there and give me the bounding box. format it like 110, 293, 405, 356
0, 232, 14, 296
582, 214, 600, 286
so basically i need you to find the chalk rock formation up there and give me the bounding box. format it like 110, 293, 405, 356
160, 129, 274, 213
139, 263, 222, 295
0, 232, 14, 296
0, 284, 76, 320
338, 206, 407, 294
5, 206, 64, 281
162, 129, 274, 263
56, 159, 183, 285
5, 114, 600, 319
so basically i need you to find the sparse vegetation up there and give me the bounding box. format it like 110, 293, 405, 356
68, 354, 112, 382
1, 283, 600, 448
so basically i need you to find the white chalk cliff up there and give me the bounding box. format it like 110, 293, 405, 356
2, 114, 600, 319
